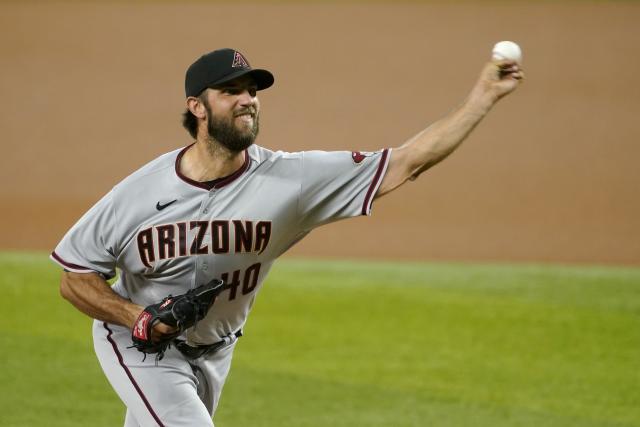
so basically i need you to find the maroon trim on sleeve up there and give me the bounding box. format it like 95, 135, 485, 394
361, 149, 390, 215
103, 323, 166, 427
175, 144, 251, 190
50, 251, 114, 280
50, 251, 93, 272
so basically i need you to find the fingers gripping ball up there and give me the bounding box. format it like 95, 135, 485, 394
491, 41, 522, 63
131, 278, 226, 360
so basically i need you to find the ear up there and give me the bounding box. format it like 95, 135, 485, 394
186, 96, 207, 120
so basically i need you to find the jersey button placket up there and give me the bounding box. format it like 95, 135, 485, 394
202, 188, 216, 216
195, 190, 215, 284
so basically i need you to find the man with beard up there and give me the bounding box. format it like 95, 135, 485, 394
51, 48, 522, 426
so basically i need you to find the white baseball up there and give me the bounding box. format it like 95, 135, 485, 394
491, 41, 522, 63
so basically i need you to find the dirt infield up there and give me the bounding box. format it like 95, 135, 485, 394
1, 2, 638, 265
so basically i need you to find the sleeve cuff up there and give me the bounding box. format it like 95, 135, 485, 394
361, 148, 391, 216
50, 251, 113, 279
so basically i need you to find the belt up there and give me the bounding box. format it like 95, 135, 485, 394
175, 330, 243, 359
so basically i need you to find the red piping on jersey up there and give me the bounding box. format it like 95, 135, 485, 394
103, 323, 166, 427
50, 251, 114, 280
50, 251, 92, 272
175, 143, 251, 190
361, 149, 390, 215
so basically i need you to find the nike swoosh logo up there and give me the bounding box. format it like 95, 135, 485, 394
156, 199, 177, 211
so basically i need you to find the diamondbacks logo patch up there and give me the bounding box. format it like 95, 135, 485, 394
352, 151, 373, 164
232, 51, 250, 68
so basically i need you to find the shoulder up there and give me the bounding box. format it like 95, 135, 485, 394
248, 144, 302, 163
247, 146, 387, 171
247, 145, 304, 171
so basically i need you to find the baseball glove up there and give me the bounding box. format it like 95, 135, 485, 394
131, 278, 226, 361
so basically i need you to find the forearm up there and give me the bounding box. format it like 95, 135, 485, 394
376, 60, 522, 197
377, 94, 494, 196
406, 93, 494, 179
60, 271, 143, 329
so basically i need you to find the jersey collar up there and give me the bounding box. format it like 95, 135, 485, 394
175, 143, 251, 190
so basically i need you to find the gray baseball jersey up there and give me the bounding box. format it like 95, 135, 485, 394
51, 144, 390, 345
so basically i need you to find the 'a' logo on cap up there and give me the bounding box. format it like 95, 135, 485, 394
232, 51, 250, 68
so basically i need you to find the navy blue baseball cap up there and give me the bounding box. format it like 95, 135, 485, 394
185, 48, 274, 98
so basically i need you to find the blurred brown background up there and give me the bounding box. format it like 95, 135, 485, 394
1, 2, 638, 265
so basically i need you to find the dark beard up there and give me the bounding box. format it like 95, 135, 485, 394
205, 102, 259, 153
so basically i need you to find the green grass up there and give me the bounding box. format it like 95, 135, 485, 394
1, 252, 639, 426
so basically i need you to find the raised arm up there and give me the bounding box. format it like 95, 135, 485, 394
376, 60, 523, 197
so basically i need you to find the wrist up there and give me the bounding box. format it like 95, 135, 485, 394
126, 304, 146, 329
464, 87, 496, 117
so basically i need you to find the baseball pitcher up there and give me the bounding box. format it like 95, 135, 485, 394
52, 48, 522, 426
